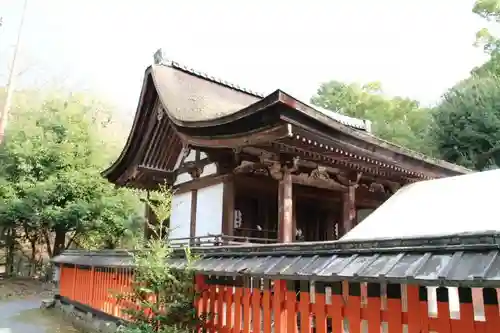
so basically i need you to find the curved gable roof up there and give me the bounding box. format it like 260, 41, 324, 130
103, 50, 470, 188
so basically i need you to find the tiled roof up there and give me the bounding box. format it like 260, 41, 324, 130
153, 49, 371, 131
53, 232, 500, 287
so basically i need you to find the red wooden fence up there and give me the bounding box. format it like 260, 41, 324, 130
58, 264, 500, 333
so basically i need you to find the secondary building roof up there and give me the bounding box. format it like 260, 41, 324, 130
342, 169, 498, 241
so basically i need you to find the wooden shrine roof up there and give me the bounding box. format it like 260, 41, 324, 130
102, 49, 470, 188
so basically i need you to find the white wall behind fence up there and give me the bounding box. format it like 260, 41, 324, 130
195, 183, 224, 237
169, 191, 192, 239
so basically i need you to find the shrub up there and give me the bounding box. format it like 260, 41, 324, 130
118, 185, 201, 333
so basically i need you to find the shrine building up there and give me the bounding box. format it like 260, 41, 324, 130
102, 49, 470, 244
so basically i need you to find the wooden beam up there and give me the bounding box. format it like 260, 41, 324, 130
291, 173, 346, 192
242, 146, 411, 186
233, 161, 266, 174
174, 174, 230, 194
233, 160, 348, 192
278, 169, 294, 243
177, 124, 293, 149
340, 185, 356, 237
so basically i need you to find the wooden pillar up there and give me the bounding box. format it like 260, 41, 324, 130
292, 191, 297, 242
222, 176, 235, 242
189, 189, 198, 240
341, 185, 356, 237
278, 170, 294, 243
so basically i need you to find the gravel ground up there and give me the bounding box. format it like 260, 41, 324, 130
0, 278, 54, 301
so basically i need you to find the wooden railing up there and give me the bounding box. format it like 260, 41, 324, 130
169, 234, 278, 247
53, 232, 500, 333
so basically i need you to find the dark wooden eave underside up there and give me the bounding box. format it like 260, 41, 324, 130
102, 64, 471, 188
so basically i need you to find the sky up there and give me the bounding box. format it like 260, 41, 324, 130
0, 0, 491, 121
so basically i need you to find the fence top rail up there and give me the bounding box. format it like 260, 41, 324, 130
59, 231, 500, 257
53, 231, 500, 288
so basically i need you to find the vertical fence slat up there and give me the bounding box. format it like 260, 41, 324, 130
105, 267, 110, 314
483, 288, 500, 333
387, 284, 403, 333
262, 280, 272, 333
436, 287, 451, 333
366, 283, 382, 333
328, 281, 344, 333
225, 279, 234, 333
273, 280, 285, 333
314, 282, 327, 333
208, 281, 217, 333
85, 267, 91, 305
234, 282, 243, 333
406, 285, 422, 333
90, 266, 95, 309
419, 286, 430, 333
96, 269, 104, 312
252, 278, 261, 333
242, 278, 251, 333
346, 282, 362, 333
217, 282, 225, 332
71, 265, 77, 300
455, 287, 475, 333
299, 281, 311, 333
195, 274, 206, 332
286, 281, 297, 333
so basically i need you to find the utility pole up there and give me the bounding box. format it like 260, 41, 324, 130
0, 0, 28, 144
0, 0, 28, 277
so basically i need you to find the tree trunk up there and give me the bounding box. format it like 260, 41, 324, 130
53, 227, 66, 257
30, 241, 36, 277
5, 227, 16, 277
43, 229, 53, 257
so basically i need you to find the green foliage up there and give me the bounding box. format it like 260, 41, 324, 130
424, 1, 500, 171
473, 0, 500, 53
311, 81, 434, 154
119, 185, 201, 333
429, 75, 500, 170
0, 92, 143, 260
471, 0, 500, 77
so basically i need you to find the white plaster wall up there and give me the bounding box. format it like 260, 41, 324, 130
195, 183, 224, 237
169, 191, 192, 239
200, 162, 217, 178
174, 172, 192, 186
185, 149, 197, 162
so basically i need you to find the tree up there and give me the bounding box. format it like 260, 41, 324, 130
0, 92, 143, 268
425, 0, 500, 171
429, 75, 500, 170
471, 0, 500, 76
473, 0, 500, 52
119, 185, 201, 333
311, 81, 433, 154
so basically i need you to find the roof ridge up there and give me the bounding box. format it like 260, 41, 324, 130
153, 48, 265, 99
